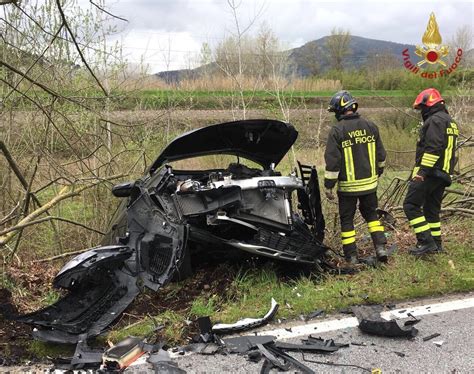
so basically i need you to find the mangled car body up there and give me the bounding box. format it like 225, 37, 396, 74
18, 119, 328, 343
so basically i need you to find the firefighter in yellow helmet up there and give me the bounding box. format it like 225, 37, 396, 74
324, 91, 388, 265
403, 88, 458, 256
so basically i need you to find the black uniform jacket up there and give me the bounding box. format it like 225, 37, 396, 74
414, 104, 458, 183
324, 113, 386, 196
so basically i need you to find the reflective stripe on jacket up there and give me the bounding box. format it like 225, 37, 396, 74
324, 113, 386, 195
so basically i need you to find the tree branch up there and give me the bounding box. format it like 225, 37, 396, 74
89, 0, 128, 22
0, 174, 125, 247
55, 0, 108, 96
0, 215, 105, 237
32, 247, 94, 263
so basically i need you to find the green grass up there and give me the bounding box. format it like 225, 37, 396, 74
107, 310, 185, 344
27, 341, 75, 360
190, 296, 219, 317
213, 240, 473, 324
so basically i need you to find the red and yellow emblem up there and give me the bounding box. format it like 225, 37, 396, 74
415, 12, 449, 67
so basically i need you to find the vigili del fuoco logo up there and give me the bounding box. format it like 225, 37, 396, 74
402, 12, 463, 79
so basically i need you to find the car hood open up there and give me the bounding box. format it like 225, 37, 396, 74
149, 119, 298, 173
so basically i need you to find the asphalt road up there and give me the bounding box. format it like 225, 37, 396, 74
173, 294, 474, 373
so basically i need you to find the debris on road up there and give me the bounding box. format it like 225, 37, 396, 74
306, 309, 325, 320
352, 305, 420, 337
222, 335, 276, 354
422, 333, 441, 342
212, 298, 279, 334
52, 334, 103, 370
103, 336, 147, 370
433, 340, 444, 347
393, 351, 406, 357
148, 349, 186, 374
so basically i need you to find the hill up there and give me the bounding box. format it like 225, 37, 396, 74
154, 35, 415, 82
290, 35, 415, 76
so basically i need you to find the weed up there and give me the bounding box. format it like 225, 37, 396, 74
107, 310, 186, 345
189, 296, 218, 317
40, 290, 61, 307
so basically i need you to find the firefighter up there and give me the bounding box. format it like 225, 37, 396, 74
324, 91, 388, 265
403, 88, 458, 256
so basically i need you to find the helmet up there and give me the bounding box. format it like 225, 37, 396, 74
328, 90, 358, 116
413, 88, 444, 109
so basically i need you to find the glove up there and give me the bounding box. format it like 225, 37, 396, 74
377, 167, 384, 177
325, 188, 335, 200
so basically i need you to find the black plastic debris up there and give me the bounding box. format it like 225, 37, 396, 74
212, 298, 279, 334
258, 343, 315, 374
195, 316, 214, 343
246, 350, 262, 363
178, 343, 221, 355
52, 334, 103, 371
257, 343, 291, 371
303, 335, 349, 349
352, 305, 419, 337
222, 335, 276, 354
306, 309, 324, 320
339, 307, 354, 315
274, 341, 339, 353
394, 351, 406, 357
257, 335, 348, 372
17, 246, 139, 344
148, 349, 186, 374
423, 333, 441, 342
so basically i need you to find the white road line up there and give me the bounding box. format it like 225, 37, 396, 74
255, 296, 474, 340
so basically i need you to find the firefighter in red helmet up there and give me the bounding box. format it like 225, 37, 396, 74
403, 88, 458, 256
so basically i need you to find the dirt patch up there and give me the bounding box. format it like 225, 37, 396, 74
113, 264, 237, 330
0, 262, 62, 366
3, 262, 61, 313
0, 289, 34, 366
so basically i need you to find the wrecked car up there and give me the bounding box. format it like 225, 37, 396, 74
18, 119, 328, 343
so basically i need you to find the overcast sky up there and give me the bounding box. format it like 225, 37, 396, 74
104, 0, 473, 73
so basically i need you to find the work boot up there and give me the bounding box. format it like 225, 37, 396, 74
345, 253, 359, 265
375, 245, 388, 263
343, 247, 363, 270
409, 231, 438, 256
433, 237, 444, 252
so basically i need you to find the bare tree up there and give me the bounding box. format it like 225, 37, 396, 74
213, 0, 264, 119
325, 27, 351, 71
0, 0, 160, 262
297, 41, 320, 77
448, 25, 473, 68
366, 51, 399, 89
